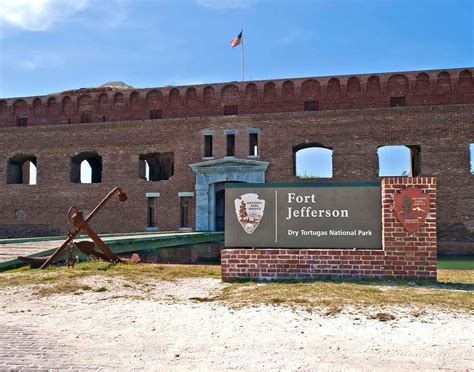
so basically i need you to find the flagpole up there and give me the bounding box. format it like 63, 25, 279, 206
241, 29, 244, 82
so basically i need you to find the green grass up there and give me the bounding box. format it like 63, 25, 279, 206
210, 274, 473, 312
438, 255, 474, 270
1, 263, 472, 312
0, 261, 221, 296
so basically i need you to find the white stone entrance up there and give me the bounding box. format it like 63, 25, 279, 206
190, 158, 269, 231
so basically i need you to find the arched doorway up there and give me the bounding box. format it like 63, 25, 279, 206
190, 158, 269, 231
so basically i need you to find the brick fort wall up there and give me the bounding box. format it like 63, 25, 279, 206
0, 68, 472, 250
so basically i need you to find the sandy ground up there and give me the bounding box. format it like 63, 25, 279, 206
0, 277, 473, 371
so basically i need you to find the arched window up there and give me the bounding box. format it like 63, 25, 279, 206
47, 97, 59, 115
186, 87, 200, 107
7, 154, 37, 185
377, 145, 420, 176
80, 160, 92, 183
62, 96, 75, 114
326, 78, 342, 99
263, 82, 277, 102
281, 81, 295, 102
366, 75, 381, 96
71, 152, 102, 183
114, 92, 125, 110
346, 77, 361, 97
32, 98, 43, 116
130, 91, 141, 110
245, 83, 259, 104
294, 144, 333, 178
203, 86, 215, 105
97, 93, 109, 112
27, 161, 37, 185
414, 73, 430, 94
169, 89, 183, 109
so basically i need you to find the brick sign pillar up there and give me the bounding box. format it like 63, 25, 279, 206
221, 177, 437, 281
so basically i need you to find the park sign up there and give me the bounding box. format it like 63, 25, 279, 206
225, 182, 382, 249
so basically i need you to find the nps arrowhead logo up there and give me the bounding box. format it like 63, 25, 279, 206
393, 188, 430, 233
234, 193, 265, 234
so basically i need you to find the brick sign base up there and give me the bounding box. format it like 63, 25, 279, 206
221, 177, 437, 281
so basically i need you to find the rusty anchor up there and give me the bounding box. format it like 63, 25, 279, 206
18, 187, 140, 269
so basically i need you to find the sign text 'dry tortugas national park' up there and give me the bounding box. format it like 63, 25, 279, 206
225, 182, 382, 249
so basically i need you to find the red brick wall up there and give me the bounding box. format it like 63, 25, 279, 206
221, 177, 437, 281
1, 68, 472, 128
0, 68, 472, 247
0, 104, 472, 243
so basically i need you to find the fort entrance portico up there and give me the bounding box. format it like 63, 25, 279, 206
190, 158, 269, 232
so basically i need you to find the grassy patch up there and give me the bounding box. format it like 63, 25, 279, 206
34, 283, 92, 297
0, 262, 221, 296
369, 312, 396, 322
437, 269, 474, 285
0, 264, 472, 312
210, 271, 473, 312
189, 296, 215, 303
0, 261, 221, 289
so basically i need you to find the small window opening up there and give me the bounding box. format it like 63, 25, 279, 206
80, 160, 92, 183
249, 133, 259, 156
71, 152, 102, 183
294, 145, 333, 178
102, 116, 106, 122
28, 162, 37, 185
16, 117, 28, 127
180, 197, 192, 228
7, 154, 37, 185
67, 118, 71, 124
304, 101, 319, 111
377, 145, 420, 176
224, 105, 238, 115
204, 135, 213, 158
226, 134, 235, 156
80, 113, 91, 123
390, 96, 406, 107
147, 197, 156, 228
139, 152, 174, 181
470, 144, 474, 175
149, 110, 162, 119
144, 160, 150, 181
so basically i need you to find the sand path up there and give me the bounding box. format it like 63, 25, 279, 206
0, 277, 472, 371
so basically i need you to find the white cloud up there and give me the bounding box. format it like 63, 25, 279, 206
19, 60, 39, 70
6, 50, 65, 71
197, 0, 255, 10
81, 0, 130, 30
277, 29, 313, 45
0, 0, 89, 32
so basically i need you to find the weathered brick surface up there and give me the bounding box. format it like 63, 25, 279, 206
1, 68, 473, 127
0, 325, 105, 370
0, 68, 472, 248
221, 177, 438, 281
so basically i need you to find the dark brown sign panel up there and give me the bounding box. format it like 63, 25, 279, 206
394, 188, 430, 233
225, 182, 382, 249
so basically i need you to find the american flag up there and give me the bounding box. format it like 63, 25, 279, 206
230, 31, 242, 47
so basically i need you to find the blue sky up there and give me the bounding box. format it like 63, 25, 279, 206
0, 0, 472, 98
1, 0, 473, 181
